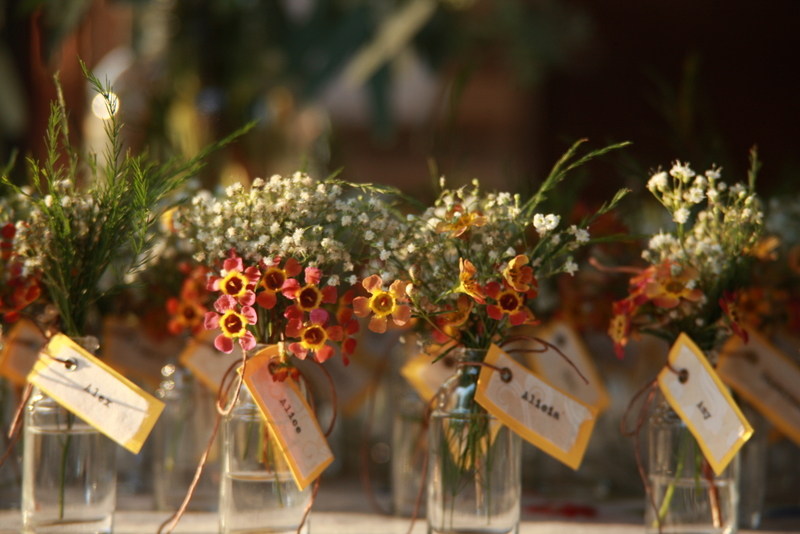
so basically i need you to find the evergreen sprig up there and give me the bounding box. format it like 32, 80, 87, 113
1, 62, 253, 336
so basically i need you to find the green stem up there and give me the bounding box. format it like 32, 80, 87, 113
242, 405, 257, 461
655, 427, 689, 526
264, 429, 284, 507
58, 412, 75, 520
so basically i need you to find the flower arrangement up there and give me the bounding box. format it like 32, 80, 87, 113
609, 150, 764, 356
1, 65, 251, 338
174, 172, 401, 368
0, 195, 41, 325
0, 63, 250, 528
358, 140, 630, 355
350, 140, 630, 534
611, 151, 765, 534
733, 195, 800, 334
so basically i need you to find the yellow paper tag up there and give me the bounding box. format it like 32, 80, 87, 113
400, 351, 459, 402
717, 331, 800, 448
0, 319, 47, 385
27, 334, 165, 454
241, 346, 334, 490
474, 344, 598, 470
179, 330, 243, 393
102, 316, 183, 387
519, 321, 610, 412
657, 333, 753, 475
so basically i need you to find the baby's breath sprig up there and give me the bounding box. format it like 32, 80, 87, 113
610, 149, 764, 355
1, 63, 251, 337
176, 172, 403, 355
357, 141, 631, 352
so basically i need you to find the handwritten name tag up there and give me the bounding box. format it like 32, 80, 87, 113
474, 344, 597, 470
717, 330, 800, 448
27, 334, 165, 454
519, 321, 610, 412
401, 350, 459, 402
658, 333, 753, 475
179, 330, 243, 393
0, 318, 47, 385
242, 346, 333, 490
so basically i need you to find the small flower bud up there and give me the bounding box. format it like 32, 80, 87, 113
409, 264, 421, 281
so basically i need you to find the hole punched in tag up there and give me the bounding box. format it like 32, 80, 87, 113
667, 362, 689, 384
44, 353, 79, 371
458, 361, 513, 383
500, 367, 513, 383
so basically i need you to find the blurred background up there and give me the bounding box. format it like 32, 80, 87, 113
2, 0, 800, 525
1, 0, 798, 202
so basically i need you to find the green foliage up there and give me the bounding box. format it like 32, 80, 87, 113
0, 62, 253, 336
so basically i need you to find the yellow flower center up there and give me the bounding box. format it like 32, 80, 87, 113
302, 325, 328, 350
664, 280, 685, 296
369, 291, 396, 318
727, 304, 741, 324
498, 291, 521, 313
262, 267, 286, 292
297, 285, 322, 311
609, 315, 626, 342
220, 309, 247, 338
221, 271, 248, 298
181, 302, 199, 324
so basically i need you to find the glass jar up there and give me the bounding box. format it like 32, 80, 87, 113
22, 336, 117, 534
646, 391, 739, 534
152, 363, 220, 511
0, 376, 21, 509
736, 400, 767, 529
427, 348, 521, 534
391, 394, 428, 516
219, 347, 313, 534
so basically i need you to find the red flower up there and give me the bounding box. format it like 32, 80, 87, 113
502, 255, 537, 294
207, 252, 260, 307
435, 205, 487, 238
642, 261, 703, 309
353, 275, 412, 334
204, 297, 257, 353
609, 299, 636, 359
457, 258, 486, 304
720, 291, 748, 344
286, 308, 343, 363
282, 266, 337, 316
432, 295, 474, 345
336, 290, 360, 365
166, 297, 207, 335
256, 257, 302, 309
166, 265, 210, 335
484, 281, 528, 326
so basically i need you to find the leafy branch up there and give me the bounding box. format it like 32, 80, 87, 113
2, 62, 253, 336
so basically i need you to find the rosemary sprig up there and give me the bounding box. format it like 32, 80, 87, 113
1, 62, 252, 336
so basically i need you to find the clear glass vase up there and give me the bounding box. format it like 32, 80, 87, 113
427, 348, 521, 534
152, 363, 220, 511
646, 392, 739, 534
736, 400, 767, 529
219, 347, 312, 534
391, 394, 428, 516
0, 376, 22, 509
22, 336, 117, 534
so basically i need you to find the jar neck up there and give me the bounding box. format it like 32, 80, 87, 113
453, 347, 488, 364
246, 343, 274, 360
70, 335, 99, 355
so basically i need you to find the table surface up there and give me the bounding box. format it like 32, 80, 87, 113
0, 510, 795, 534
2, 475, 797, 533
